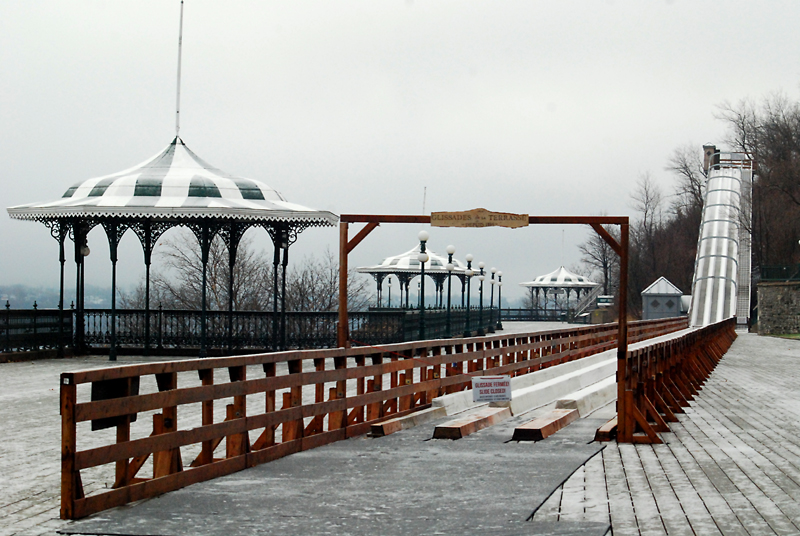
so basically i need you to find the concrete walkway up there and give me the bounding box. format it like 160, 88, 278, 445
1, 330, 799, 535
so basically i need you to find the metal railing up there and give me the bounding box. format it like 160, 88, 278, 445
59, 316, 688, 519
760, 264, 800, 281
500, 308, 570, 322
1, 303, 72, 353
1, 306, 500, 355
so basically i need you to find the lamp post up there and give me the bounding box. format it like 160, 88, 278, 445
445, 245, 455, 338
488, 267, 496, 333
477, 262, 486, 336
463, 254, 474, 337
418, 230, 429, 340
496, 271, 504, 330
387, 277, 392, 308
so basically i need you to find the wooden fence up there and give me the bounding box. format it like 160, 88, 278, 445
60, 317, 688, 519
616, 317, 736, 443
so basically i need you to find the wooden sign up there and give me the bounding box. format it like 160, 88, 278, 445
431, 208, 529, 228
472, 375, 512, 402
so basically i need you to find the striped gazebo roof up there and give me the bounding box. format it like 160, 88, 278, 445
519, 266, 598, 289
7, 137, 337, 225
356, 244, 467, 275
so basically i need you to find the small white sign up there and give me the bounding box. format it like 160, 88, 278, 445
472, 375, 512, 402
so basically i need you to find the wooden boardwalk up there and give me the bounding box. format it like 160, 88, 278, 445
534, 332, 800, 535
2, 330, 800, 535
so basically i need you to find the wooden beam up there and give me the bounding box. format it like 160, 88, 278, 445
512, 409, 579, 441
589, 223, 622, 256
346, 222, 379, 254
432, 407, 511, 439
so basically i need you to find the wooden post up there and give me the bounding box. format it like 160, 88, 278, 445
617, 222, 630, 442
198, 369, 214, 465
338, 222, 349, 348
60, 374, 78, 520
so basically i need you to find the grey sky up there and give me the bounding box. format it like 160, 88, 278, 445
2, 1, 798, 303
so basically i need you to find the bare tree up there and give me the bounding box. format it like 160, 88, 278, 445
666, 143, 706, 215
121, 231, 373, 312
149, 231, 273, 311
284, 249, 372, 312
578, 221, 618, 295
718, 93, 800, 266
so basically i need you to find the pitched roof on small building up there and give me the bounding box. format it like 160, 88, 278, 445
641, 276, 683, 296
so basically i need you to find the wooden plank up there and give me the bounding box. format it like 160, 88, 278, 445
512, 409, 579, 441
369, 406, 447, 437
617, 444, 667, 535
432, 406, 511, 439
594, 416, 617, 442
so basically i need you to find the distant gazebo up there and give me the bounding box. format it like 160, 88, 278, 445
7, 137, 337, 358
520, 266, 599, 314
356, 245, 467, 308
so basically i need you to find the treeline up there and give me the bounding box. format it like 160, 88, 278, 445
580, 91, 800, 318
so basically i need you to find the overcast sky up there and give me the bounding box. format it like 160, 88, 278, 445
2, 1, 799, 304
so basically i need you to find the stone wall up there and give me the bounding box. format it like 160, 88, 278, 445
757, 282, 800, 335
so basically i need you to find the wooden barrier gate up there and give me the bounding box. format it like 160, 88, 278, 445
616, 317, 737, 443
60, 317, 686, 519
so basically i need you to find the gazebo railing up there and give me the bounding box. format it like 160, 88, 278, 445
1, 305, 72, 353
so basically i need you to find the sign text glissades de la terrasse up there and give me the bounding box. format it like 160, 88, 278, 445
430, 208, 529, 228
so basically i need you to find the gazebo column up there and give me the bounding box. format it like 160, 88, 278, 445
132, 220, 171, 356
143, 228, 152, 355
220, 222, 246, 354
58, 227, 66, 357
103, 220, 128, 361
193, 222, 214, 358
72, 222, 91, 355
46, 220, 69, 358
280, 239, 289, 350
372, 273, 386, 308
268, 224, 292, 351
272, 234, 280, 351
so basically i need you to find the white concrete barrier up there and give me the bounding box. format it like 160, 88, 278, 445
555, 375, 617, 417
432, 349, 616, 416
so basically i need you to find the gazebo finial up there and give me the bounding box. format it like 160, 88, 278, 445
175, 0, 185, 138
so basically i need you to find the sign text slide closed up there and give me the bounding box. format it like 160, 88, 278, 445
472, 375, 512, 402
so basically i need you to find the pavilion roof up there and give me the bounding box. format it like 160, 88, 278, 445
519, 265, 598, 289
7, 137, 337, 226
356, 244, 467, 275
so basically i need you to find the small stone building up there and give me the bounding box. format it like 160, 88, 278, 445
641, 277, 684, 320
757, 282, 800, 335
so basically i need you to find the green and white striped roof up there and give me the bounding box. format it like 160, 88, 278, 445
7, 137, 337, 225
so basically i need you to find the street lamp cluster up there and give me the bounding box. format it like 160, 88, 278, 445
414, 230, 503, 340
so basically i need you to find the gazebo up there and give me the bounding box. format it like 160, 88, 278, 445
520, 266, 599, 315
7, 136, 337, 358
356, 245, 468, 308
